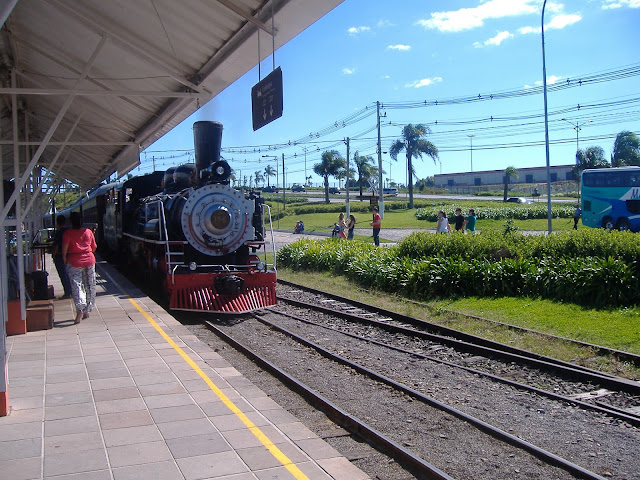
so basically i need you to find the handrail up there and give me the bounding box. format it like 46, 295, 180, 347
262, 203, 276, 271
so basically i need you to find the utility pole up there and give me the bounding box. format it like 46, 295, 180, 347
344, 137, 350, 218
152, 155, 155, 171
376, 101, 384, 218
561, 118, 592, 163
282, 153, 285, 210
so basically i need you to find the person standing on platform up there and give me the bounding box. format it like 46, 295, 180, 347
62, 212, 97, 324
370, 207, 381, 246
51, 215, 72, 299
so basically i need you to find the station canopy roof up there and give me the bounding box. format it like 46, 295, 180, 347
0, 0, 342, 191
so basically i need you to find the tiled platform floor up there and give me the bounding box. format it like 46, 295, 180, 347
1, 258, 369, 480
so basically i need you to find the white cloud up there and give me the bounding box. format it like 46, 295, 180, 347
405, 77, 443, 88
474, 30, 514, 48
518, 25, 540, 34
602, 0, 640, 9
533, 74, 564, 86
417, 0, 538, 32
347, 26, 371, 35
519, 12, 581, 34
377, 19, 395, 28
547, 13, 582, 29
387, 44, 411, 51
342, 68, 356, 75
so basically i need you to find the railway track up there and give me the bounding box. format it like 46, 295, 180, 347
185, 285, 640, 479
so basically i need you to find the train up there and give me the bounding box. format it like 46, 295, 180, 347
50, 121, 277, 313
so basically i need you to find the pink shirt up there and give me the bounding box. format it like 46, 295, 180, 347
62, 227, 97, 268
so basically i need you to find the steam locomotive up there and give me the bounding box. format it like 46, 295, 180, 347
72, 121, 277, 313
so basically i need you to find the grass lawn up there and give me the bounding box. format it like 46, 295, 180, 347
277, 268, 640, 379
274, 201, 576, 233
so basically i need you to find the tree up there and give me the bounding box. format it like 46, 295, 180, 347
263, 165, 276, 186
415, 177, 434, 191
503, 166, 518, 202
389, 124, 438, 208
313, 150, 345, 203
353, 151, 377, 198
253, 170, 263, 188
612, 131, 640, 167
572, 146, 609, 179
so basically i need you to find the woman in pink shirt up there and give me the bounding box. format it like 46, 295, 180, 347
62, 212, 97, 324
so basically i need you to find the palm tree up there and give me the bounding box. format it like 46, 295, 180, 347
353, 151, 377, 198
305, 175, 312, 187
263, 165, 276, 186
612, 131, 640, 166
254, 170, 263, 188
389, 124, 438, 208
313, 150, 345, 203
503, 166, 519, 202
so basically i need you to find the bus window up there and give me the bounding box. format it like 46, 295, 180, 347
627, 200, 640, 214
606, 172, 624, 187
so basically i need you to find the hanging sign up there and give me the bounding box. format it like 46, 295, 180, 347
251, 67, 283, 131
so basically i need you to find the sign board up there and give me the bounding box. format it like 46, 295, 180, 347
251, 67, 283, 131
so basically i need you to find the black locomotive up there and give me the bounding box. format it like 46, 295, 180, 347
79, 121, 277, 313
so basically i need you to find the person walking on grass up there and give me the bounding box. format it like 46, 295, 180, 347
62, 212, 97, 324
573, 204, 582, 230
370, 207, 381, 246
51, 215, 72, 299
453, 207, 465, 232
436, 210, 451, 234
463, 208, 477, 233
346, 214, 356, 240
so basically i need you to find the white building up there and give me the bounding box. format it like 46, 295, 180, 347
434, 165, 575, 187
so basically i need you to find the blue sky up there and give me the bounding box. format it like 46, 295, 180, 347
142, 0, 640, 189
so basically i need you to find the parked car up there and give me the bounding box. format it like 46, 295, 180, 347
262, 185, 279, 193
383, 188, 398, 196
291, 184, 306, 192
329, 187, 341, 194
506, 197, 533, 204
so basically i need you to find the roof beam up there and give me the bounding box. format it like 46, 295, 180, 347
1, 34, 106, 221
47, 0, 210, 94
0, 141, 136, 146
214, 0, 277, 36
0, 87, 208, 98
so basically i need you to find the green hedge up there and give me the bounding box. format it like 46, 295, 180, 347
277, 230, 640, 308
415, 204, 575, 221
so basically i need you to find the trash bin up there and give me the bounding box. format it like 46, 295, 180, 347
29, 270, 49, 300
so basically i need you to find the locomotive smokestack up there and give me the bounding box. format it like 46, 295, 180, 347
193, 121, 223, 186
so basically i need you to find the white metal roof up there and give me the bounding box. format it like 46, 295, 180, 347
0, 0, 343, 197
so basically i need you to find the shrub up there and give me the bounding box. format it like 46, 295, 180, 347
276, 230, 640, 308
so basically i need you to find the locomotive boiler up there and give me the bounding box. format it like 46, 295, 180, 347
103, 121, 277, 313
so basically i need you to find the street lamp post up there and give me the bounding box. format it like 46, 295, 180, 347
467, 134, 475, 172
541, 0, 552, 234
262, 155, 280, 227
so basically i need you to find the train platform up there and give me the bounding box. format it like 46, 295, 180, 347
1, 256, 369, 480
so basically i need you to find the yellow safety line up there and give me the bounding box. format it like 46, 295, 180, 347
127, 298, 310, 480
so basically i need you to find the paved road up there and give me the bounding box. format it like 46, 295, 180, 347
265, 228, 423, 252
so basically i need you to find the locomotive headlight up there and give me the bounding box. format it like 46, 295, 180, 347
189, 262, 197, 271
210, 207, 231, 230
